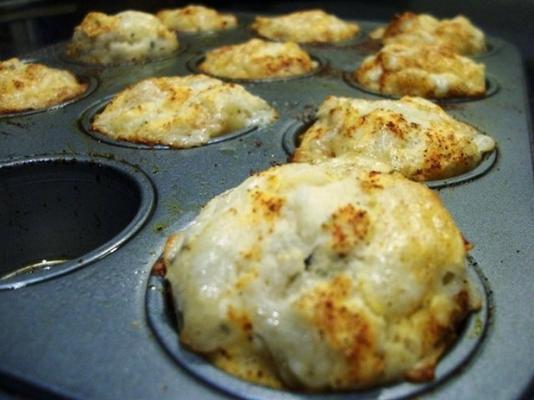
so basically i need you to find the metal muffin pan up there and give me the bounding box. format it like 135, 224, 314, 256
0, 14, 532, 400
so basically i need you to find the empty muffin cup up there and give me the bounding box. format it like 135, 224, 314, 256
0, 155, 154, 290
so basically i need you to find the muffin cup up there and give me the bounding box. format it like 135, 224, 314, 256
282, 120, 498, 189
146, 255, 491, 399
0, 155, 155, 290
79, 95, 262, 150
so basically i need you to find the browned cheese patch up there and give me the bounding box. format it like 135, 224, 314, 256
360, 170, 385, 192
406, 288, 472, 382
208, 306, 283, 388
77, 12, 118, 38
249, 189, 285, 222
298, 275, 385, 387
322, 204, 371, 256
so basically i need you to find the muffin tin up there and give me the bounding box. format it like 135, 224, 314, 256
0, 13, 533, 400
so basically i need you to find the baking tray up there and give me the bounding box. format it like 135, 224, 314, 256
0, 13, 533, 400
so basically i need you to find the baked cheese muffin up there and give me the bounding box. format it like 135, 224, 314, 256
0, 58, 87, 114
354, 44, 486, 98
370, 12, 486, 55
92, 75, 277, 148
293, 96, 495, 181
67, 10, 179, 65
198, 38, 318, 80
164, 159, 480, 390
156, 5, 237, 33
251, 9, 359, 43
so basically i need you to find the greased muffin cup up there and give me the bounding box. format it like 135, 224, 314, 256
0, 14, 531, 400
0, 155, 154, 290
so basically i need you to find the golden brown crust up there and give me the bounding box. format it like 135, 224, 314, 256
376, 12, 486, 55
198, 39, 318, 80
67, 11, 179, 65
164, 160, 479, 390
355, 44, 486, 98
0, 58, 87, 114
293, 96, 496, 182
91, 75, 277, 148
156, 5, 237, 33
251, 9, 359, 43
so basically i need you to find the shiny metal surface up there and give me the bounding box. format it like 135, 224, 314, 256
0, 14, 532, 400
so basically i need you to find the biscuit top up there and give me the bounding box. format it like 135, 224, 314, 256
157, 5, 237, 33
252, 9, 359, 43
164, 159, 479, 390
355, 44, 486, 98
0, 58, 87, 114
371, 12, 486, 55
67, 10, 179, 64
92, 74, 278, 148
293, 96, 495, 181
198, 38, 318, 80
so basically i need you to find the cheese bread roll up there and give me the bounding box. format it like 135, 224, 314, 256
293, 96, 495, 181
164, 159, 480, 390
67, 10, 179, 65
92, 75, 277, 148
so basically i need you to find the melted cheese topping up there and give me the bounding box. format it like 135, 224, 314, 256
67, 11, 179, 65
0, 58, 87, 114
164, 160, 480, 390
92, 75, 277, 148
251, 9, 359, 43
293, 96, 495, 181
198, 38, 318, 80
371, 12, 486, 55
355, 44, 486, 98
157, 5, 237, 33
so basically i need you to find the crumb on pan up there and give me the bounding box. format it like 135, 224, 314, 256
251, 9, 359, 43
92, 74, 278, 148
0, 58, 87, 114
198, 38, 318, 80
156, 5, 237, 33
370, 12, 486, 55
67, 10, 179, 65
293, 96, 495, 181
354, 44, 486, 98
163, 159, 481, 390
